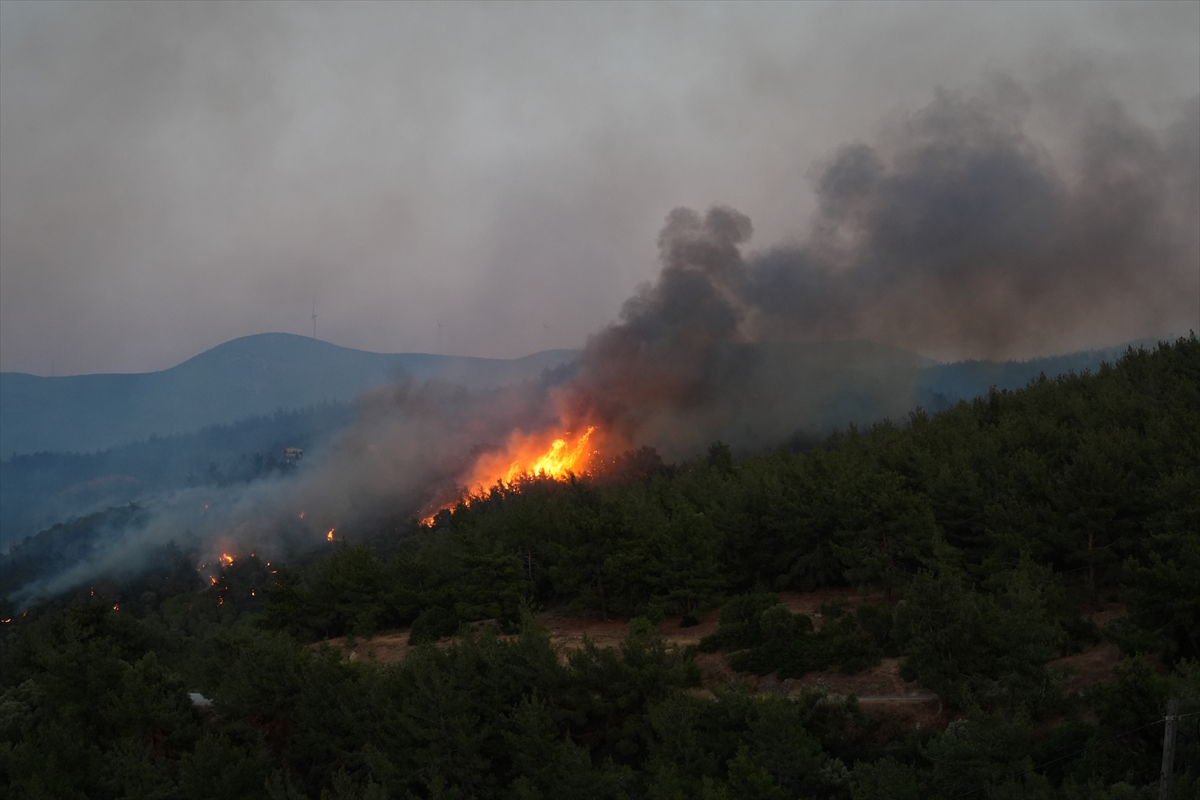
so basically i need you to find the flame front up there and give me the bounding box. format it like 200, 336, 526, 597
463, 426, 596, 491
422, 426, 599, 525
525, 427, 597, 482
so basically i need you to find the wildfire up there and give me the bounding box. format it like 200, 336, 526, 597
112, 604, 119, 611
466, 426, 596, 489
327, 529, 335, 542
423, 426, 599, 524
298, 511, 306, 519
220, 553, 234, 566
210, 576, 218, 585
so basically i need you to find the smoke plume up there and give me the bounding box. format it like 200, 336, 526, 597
559, 82, 1199, 455
8, 79, 1198, 601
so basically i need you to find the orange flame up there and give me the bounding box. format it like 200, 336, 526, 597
220, 553, 234, 566
112, 604, 119, 611
210, 576, 218, 585
423, 426, 598, 525
465, 426, 596, 490
327, 529, 335, 542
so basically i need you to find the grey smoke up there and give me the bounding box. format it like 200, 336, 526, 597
3, 2, 1198, 375
559, 81, 1198, 456
11, 77, 1199, 601
746, 86, 1199, 358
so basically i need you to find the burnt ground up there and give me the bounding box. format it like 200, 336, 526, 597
319, 592, 1129, 732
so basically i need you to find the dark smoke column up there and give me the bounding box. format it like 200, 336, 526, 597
559, 205, 756, 450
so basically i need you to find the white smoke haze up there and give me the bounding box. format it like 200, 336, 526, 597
3, 2, 1198, 601
2, 2, 1197, 374
12, 376, 558, 604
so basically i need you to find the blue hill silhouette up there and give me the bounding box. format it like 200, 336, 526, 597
0, 333, 577, 456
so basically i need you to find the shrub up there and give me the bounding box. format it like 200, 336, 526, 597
408, 607, 459, 645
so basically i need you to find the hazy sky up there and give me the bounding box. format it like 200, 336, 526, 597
2, 1, 1197, 375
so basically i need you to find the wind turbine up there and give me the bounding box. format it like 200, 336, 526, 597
311, 302, 317, 339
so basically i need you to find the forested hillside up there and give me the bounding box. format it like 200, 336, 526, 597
2, 336, 1197, 799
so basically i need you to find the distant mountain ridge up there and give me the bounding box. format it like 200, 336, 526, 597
915, 338, 1162, 410
0, 332, 1163, 458
0, 333, 578, 456
0, 333, 1170, 551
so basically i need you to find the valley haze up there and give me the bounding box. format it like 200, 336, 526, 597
0, 333, 576, 456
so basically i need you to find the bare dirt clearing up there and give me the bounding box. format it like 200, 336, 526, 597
1049, 641, 1124, 691
319, 629, 416, 664
318, 590, 1127, 732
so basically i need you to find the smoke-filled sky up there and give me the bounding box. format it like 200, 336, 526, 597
2, 1, 1198, 375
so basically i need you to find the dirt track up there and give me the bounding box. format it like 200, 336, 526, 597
319, 591, 1126, 732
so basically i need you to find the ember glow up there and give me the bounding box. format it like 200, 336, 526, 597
220, 553, 234, 566
327, 529, 335, 542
